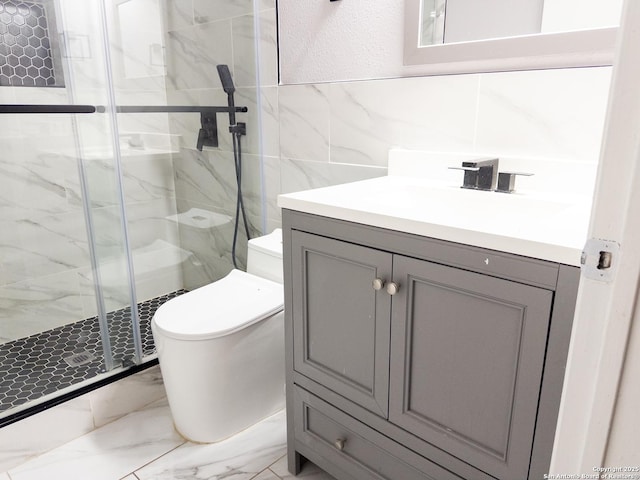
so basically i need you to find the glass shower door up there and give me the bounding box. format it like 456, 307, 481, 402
60, 0, 144, 371
0, 0, 142, 419
0, 0, 267, 420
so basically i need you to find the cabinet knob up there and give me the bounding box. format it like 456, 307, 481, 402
334, 438, 346, 450
372, 278, 386, 290
386, 282, 399, 295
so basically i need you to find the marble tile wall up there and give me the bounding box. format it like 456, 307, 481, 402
0, 130, 181, 341
1, 2, 613, 331
100, 0, 183, 306
41, 0, 185, 314
159, 0, 613, 255
274, 66, 613, 228
1, 0, 184, 344
163, 0, 278, 289
0, 83, 95, 343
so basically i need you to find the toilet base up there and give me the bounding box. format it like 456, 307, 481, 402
154, 310, 285, 443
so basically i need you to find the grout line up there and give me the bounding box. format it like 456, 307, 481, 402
248, 466, 283, 480
268, 452, 287, 468
118, 472, 140, 480
259, 453, 287, 479
268, 468, 284, 479
129, 439, 188, 478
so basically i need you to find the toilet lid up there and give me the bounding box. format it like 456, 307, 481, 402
152, 269, 284, 340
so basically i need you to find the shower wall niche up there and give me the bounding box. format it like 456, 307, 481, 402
0, 0, 65, 86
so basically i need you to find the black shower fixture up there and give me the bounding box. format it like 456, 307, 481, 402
216, 64, 250, 269
217, 64, 236, 94
197, 112, 219, 150
217, 64, 243, 134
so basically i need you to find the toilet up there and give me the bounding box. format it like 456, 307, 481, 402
151, 229, 284, 443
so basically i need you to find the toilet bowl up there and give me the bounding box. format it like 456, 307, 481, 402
151, 229, 284, 443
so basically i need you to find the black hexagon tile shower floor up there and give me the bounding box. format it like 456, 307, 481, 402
0, 290, 186, 414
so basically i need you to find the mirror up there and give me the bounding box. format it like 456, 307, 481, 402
405, 0, 621, 74
420, 0, 546, 46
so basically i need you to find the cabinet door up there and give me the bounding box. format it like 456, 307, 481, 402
389, 255, 553, 479
291, 231, 392, 417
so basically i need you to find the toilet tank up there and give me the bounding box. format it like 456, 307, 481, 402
247, 228, 283, 283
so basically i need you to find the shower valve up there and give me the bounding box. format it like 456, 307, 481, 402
197, 113, 219, 151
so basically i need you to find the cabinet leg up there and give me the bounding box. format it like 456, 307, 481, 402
288, 450, 304, 475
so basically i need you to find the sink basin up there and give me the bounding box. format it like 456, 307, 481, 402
277, 175, 592, 266
377, 183, 574, 221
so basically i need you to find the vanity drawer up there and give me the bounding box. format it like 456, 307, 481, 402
293, 386, 464, 480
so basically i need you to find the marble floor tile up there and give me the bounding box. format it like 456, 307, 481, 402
135, 410, 287, 480
269, 455, 337, 480
0, 394, 94, 473
4, 399, 336, 480
89, 365, 166, 428
253, 468, 281, 480
7, 399, 184, 480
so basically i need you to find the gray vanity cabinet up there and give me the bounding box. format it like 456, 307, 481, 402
389, 255, 553, 479
291, 230, 392, 418
283, 210, 579, 480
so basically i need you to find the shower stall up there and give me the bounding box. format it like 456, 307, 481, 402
0, 0, 267, 423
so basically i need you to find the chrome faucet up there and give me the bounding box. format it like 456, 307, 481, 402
449, 158, 499, 191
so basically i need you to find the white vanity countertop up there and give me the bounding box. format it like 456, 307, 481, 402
277, 174, 593, 266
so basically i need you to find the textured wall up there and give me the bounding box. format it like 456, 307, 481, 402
277, 0, 623, 84
278, 0, 405, 83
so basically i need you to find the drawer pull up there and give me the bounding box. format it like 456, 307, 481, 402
372, 278, 385, 290
386, 282, 399, 295
334, 438, 346, 450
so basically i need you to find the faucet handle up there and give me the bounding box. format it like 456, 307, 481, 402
497, 171, 534, 193
448, 166, 480, 172
449, 158, 499, 190
448, 166, 480, 189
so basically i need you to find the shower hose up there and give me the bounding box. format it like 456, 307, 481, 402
231, 128, 251, 270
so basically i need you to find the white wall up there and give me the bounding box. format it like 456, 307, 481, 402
550, 0, 640, 467
542, 0, 624, 32
278, 0, 406, 83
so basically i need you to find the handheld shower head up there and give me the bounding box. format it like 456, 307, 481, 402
216, 66, 248, 268
217, 64, 236, 126
216, 64, 235, 95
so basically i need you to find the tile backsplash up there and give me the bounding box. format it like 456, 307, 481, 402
273, 66, 612, 228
